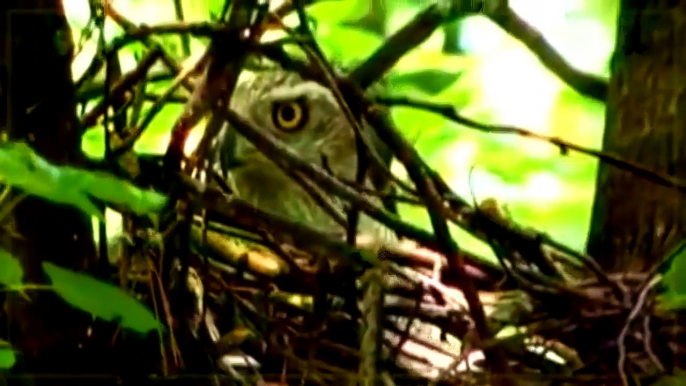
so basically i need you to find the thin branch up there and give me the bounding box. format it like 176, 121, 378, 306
172, 0, 192, 57
484, 0, 607, 102
81, 48, 162, 128
377, 96, 686, 195
108, 22, 236, 53
349, 4, 460, 89
617, 275, 661, 386
348, 0, 608, 101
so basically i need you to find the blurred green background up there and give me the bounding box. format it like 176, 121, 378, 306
65, 0, 618, 259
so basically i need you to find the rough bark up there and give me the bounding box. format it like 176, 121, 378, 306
0, 0, 99, 377
587, 0, 686, 272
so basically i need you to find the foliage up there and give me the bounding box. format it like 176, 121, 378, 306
0, 249, 23, 288
652, 373, 686, 386
388, 69, 462, 95
42, 262, 162, 334
656, 242, 686, 312
0, 142, 167, 221
0, 143, 170, 365
0, 339, 15, 369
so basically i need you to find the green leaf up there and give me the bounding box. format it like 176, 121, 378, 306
651, 373, 686, 386
475, 148, 556, 184
315, 25, 384, 63
0, 142, 167, 221
394, 49, 474, 74
71, 170, 169, 216
656, 294, 686, 312
414, 127, 461, 162
307, 0, 368, 26
389, 70, 462, 95
0, 339, 15, 369
390, 107, 447, 142
0, 249, 23, 287
661, 241, 686, 297
43, 262, 162, 334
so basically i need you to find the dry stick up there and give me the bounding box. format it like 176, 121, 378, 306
617, 275, 661, 386
359, 268, 384, 386
263, 155, 349, 228
287, 3, 371, 244
262, 46, 617, 308
179, 172, 426, 274
262, 0, 318, 29
642, 313, 664, 372
94, 0, 205, 155
77, 70, 175, 102
340, 6, 512, 365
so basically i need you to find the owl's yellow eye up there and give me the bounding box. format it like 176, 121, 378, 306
271, 98, 308, 132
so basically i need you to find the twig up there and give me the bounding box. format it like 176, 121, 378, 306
642, 313, 663, 372
617, 275, 661, 386
484, 0, 607, 102
165, 0, 258, 173
81, 48, 163, 128
108, 22, 235, 52
348, 0, 607, 100
348, 3, 464, 89
390, 285, 425, 360
172, 0, 192, 57
376, 96, 686, 196
359, 268, 385, 386
112, 65, 196, 158
76, 69, 174, 102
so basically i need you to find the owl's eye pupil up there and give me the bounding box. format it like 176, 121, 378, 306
280, 106, 295, 121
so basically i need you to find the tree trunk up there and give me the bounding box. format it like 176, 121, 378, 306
0, 0, 100, 377
587, 0, 686, 272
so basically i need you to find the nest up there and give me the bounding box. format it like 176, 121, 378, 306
111, 162, 685, 386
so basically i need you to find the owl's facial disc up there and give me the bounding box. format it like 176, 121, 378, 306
270, 97, 309, 132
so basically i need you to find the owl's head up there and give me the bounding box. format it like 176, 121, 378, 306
209, 65, 395, 240
223, 68, 362, 181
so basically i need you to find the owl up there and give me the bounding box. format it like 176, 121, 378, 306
209, 65, 395, 243
208, 65, 460, 378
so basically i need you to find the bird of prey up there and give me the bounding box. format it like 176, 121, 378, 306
208, 64, 459, 379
